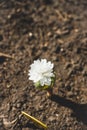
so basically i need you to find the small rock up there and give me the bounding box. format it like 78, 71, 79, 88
67, 92, 74, 98
28, 32, 33, 37
16, 103, 21, 108
48, 116, 56, 122
47, 32, 52, 37
60, 48, 64, 52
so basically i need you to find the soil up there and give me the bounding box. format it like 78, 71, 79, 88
0, 0, 87, 130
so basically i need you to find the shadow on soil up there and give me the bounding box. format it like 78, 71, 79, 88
51, 94, 87, 125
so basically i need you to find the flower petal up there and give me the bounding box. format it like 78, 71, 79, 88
29, 59, 55, 86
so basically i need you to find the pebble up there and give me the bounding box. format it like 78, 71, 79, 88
67, 92, 74, 98
48, 116, 56, 122
28, 32, 33, 37
16, 102, 21, 108
60, 48, 64, 52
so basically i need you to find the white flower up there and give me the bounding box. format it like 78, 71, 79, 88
28, 59, 55, 86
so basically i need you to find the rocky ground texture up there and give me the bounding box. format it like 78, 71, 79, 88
0, 0, 87, 130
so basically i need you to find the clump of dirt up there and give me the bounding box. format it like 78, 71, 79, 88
0, 0, 87, 130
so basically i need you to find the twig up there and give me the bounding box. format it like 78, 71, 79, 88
0, 52, 14, 59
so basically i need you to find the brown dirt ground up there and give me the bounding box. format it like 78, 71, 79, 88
0, 0, 87, 130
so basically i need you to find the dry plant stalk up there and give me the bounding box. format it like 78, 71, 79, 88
0, 52, 14, 58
